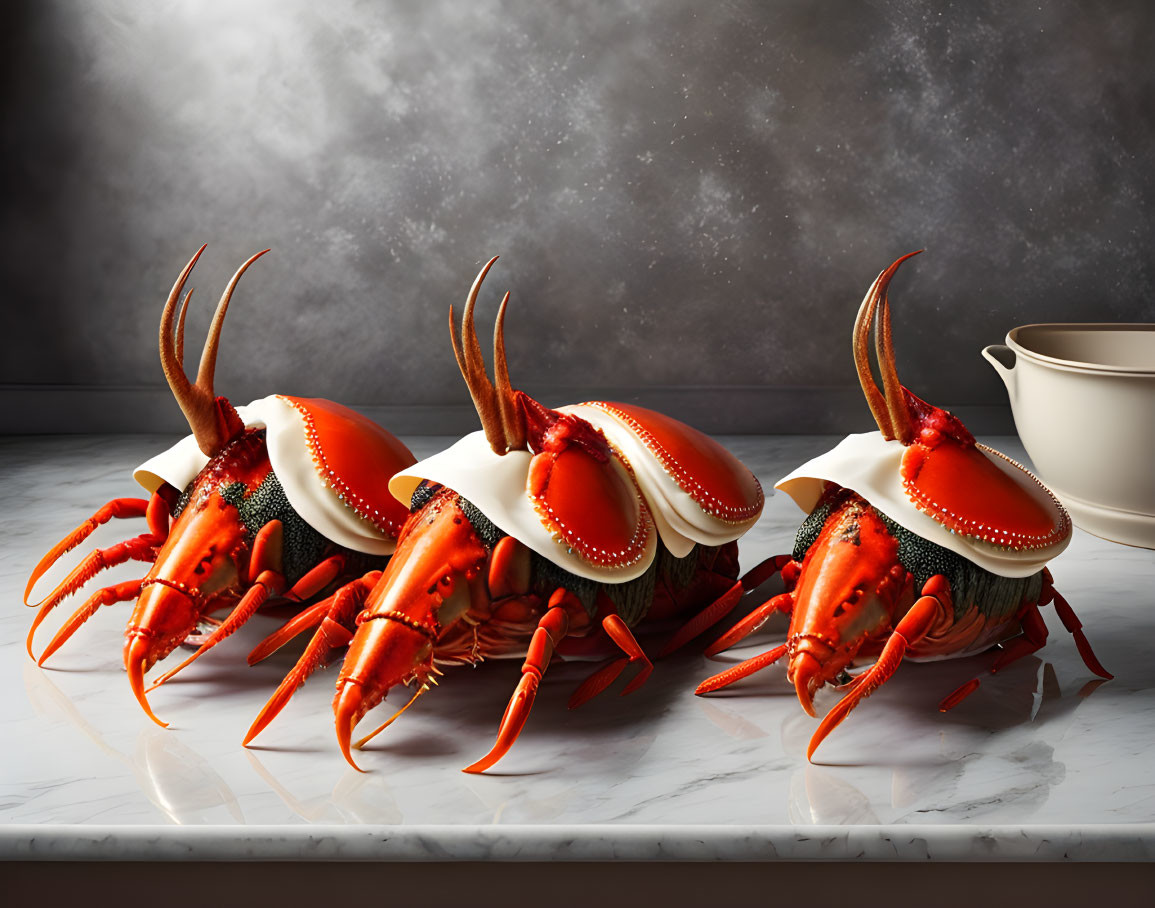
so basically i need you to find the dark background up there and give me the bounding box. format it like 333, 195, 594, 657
2, 0, 1152, 434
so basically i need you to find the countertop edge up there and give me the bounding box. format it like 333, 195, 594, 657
3, 824, 1153, 862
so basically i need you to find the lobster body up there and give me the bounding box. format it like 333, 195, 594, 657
322, 484, 741, 756
26, 248, 415, 725
780, 488, 1045, 711
399, 486, 740, 671
246, 257, 763, 772
698, 252, 1111, 759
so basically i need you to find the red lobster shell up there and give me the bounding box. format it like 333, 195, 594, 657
696, 251, 1110, 760
25, 247, 415, 725
244, 256, 764, 772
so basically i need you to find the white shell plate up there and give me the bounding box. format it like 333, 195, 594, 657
132, 395, 393, 556
774, 432, 1068, 578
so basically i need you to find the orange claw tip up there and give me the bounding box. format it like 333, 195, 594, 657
792, 652, 821, 718
244, 671, 305, 746
1074, 632, 1113, 680
36, 621, 76, 667
462, 673, 538, 774
337, 732, 366, 773
460, 717, 522, 774
461, 751, 501, 775
241, 719, 267, 747
128, 660, 169, 729
24, 545, 67, 607
805, 708, 842, 763
334, 683, 367, 773
242, 706, 277, 747
694, 674, 726, 696
23, 574, 42, 607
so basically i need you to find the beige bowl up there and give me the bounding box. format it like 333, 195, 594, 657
984, 324, 1155, 548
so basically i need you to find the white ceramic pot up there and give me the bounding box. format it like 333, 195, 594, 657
984, 324, 1155, 548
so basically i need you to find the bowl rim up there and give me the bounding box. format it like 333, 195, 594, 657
1006, 323, 1155, 376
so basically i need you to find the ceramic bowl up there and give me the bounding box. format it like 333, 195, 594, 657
984, 324, 1155, 548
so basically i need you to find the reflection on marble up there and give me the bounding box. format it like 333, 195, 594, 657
1, 434, 1154, 860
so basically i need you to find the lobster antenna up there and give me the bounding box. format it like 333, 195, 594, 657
493, 290, 527, 451
175, 287, 193, 369
159, 245, 217, 455
159, 246, 266, 457
450, 256, 519, 453
353, 683, 430, 749
852, 268, 894, 439
875, 280, 914, 444
872, 251, 922, 445
195, 249, 269, 392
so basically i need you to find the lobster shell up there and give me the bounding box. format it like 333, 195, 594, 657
134, 394, 414, 555
775, 432, 1069, 578
389, 401, 764, 582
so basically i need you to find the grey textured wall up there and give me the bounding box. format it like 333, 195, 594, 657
2, 0, 1153, 434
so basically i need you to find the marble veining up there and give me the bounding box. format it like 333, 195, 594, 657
1, 435, 1153, 861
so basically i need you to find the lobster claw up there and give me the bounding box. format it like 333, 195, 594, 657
856, 252, 1069, 553
332, 616, 434, 770
328, 490, 488, 769
125, 633, 169, 728
790, 651, 823, 718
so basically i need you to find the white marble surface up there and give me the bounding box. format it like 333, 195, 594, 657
2, 434, 1153, 861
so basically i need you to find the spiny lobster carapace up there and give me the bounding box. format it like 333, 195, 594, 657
696, 251, 1111, 759
244, 256, 766, 772
25, 246, 416, 725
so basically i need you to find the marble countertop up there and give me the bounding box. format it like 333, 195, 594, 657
2, 434, 1152, 862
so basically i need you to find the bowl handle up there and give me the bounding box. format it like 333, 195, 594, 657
982, 344, 1018, 399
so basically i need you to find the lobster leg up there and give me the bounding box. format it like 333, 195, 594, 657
568, 606, 653, 709
938, 605, 1050, 711
657, 555, 797, 658
238, 554, 355, 665
705, 591, 795, 657
487, 535, 532, 598
939, 572, 1112, 711
24, 497, 151, 604
27, 533, 162, 660
807, 576, 950, 760
696, 643, 789, 694
1043, 570, 1112, 680
247, 598, 334, 665
243, 572, 381, 746
462, 589, 576, 774
282, 554, 347, 603
37, 579, 146, 667
28, 494, 170, 599
146, 521, 288, 690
